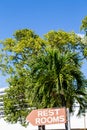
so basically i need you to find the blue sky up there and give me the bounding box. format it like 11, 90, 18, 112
0, 0, 87, 87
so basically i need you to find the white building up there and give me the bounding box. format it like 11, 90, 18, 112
0, 87, 6, 118
0, 87, 87, 130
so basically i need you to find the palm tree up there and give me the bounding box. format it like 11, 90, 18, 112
29, 48, 87, 130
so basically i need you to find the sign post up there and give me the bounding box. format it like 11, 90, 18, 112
26, 107, 66, 126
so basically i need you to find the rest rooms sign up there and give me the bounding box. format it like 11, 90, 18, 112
26, 108, 66, 126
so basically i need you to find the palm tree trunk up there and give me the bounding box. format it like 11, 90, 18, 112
65, 122, 68, 130
38, 125, 45, 130
65, 108, 70, 130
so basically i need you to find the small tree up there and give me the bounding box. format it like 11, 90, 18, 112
4, 74, 29, 126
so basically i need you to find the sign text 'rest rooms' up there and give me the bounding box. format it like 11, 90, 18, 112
26, 108, 66, 126
35, 108, 66, 125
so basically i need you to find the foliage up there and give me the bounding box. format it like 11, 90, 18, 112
0, 23, 87, 127
3, 73, 30, 126
80, 16, 87, 31
80, 16, 87, 58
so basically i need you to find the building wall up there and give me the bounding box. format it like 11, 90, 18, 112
0, 87, 6, 118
